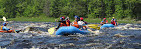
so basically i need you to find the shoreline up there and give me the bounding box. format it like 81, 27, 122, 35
2, 17, 140, 24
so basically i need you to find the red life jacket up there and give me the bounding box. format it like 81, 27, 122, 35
60, 22, 67, 27
111, 21, 116, 25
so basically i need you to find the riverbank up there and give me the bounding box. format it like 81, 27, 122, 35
4, 17, 138, 23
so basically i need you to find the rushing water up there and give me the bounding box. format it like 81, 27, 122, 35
0, 22, 141, 49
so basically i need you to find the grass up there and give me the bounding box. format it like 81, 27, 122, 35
84, 18, 136, 23
5, 17, 137, 23
6, 17, 56, 22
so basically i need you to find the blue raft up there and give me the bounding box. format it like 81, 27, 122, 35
101, 24, 114, 29
56, 26, 90, 35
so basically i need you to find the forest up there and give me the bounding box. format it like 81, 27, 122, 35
0, 0, 140, 20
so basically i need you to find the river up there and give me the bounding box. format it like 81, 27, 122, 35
0, 21, 141, 49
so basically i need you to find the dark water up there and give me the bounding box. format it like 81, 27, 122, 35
0, 22, 141, 49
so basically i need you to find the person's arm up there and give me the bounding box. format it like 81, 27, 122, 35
56, 22, 61, 30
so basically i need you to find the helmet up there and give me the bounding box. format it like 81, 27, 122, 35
74, 15, 78, 18
60, 17, 63, 20
112, 17, 115, 18
104, 18, 106, 19
80, 17, 83, 20
62, 16, 65, 19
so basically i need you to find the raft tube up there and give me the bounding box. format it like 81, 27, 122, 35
56, 26, 90, 35
101, 24, 114, 29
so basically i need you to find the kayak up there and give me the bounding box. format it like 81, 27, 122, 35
101, 24, 114, 29
87, 24, 100, 30
55, 26, 90, 35
0, 30, 21, 33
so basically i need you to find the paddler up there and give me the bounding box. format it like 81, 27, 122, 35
65, 17, 70, 26
100, 18, 108, 25
71, 15, 79, 28
78, 17, 87, 30
55, 17, 67, 30
1, 22, 10, 31
111, 19, 116, 26
111, 17, 118, 26
115, 19, 118, 26
111, 17, 116, 26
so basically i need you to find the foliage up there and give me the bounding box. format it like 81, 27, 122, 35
0, 0, 140, 20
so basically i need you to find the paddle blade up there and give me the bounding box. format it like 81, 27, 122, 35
48, 27, 56, 35
87, 24, 100, 30
2, 17, 6, 21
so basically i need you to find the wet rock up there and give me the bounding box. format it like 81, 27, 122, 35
114, 34, 128, 37
59, 43, 75, 47
85, 43, 102, 47
119, 41, 125, 44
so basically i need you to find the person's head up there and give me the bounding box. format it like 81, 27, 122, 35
66, 17, 69, 20
74, 15, 79, 21
80, 17, 83, 21
115, 19, 117, 22
112, 17, 115, 20
62, 16, 65, 20
3, 22, 8, 26
103, 18, 106, 21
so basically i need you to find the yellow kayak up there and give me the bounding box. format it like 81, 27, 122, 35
87, 24, 100, 30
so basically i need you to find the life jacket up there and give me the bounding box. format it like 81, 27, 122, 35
72, 21, 79, 28
111, 21, 116, 25
66, 20, 70, 26
60, 22, 67, 27
1, 26, 3, 30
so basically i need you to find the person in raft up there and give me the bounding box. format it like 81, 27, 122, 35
78, 17, 87, 30
100, 18, 108, 25
111, 17, 116, 25
114, 19, 118, 26
71, 16, 79, 28
1, 22, 10, 31
65, 17, 70, 26
55, 17, 67, 30
111, 17, 118, 26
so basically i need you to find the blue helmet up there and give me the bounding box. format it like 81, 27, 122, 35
60, 17, 63, 20
74, 15, 78, 18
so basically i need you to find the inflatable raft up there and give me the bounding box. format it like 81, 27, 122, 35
101, 24, 114, 29
55, 26, 90, 35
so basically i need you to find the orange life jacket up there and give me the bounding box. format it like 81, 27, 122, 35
72, 21, 79, 28
60, 22, 67, 27
66, 21, 70, 26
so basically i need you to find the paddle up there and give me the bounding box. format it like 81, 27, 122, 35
2, 17, 6, 22
86, 24, 101, 30
48, 19, 58, 35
